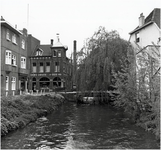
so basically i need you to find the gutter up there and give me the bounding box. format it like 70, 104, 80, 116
129, 21, 154, 35
0, 20, 22, 35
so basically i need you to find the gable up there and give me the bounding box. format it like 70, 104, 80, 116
129, 8, 161, 35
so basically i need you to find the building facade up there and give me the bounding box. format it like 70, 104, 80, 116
1, 17, 29, 96
28, 36, 72, 92
1, 17, 72, 96
129, 8, 160, 99
129, 8, 161, 49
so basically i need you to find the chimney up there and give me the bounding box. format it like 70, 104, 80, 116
139, 13, 145, 27
51, 39, 53, 45
1, 16, 5, 21
15, 24, 17, 29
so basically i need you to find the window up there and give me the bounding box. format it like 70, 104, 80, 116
55, 62, 60, 72
6, 76, 9, 90
6, 29, 11, 41
12, 54, 16, 66
136, 32, 140, 43
11, 77, 16, 90
46, 62, 50, 72
36, 49, 43, 56
21, 39, 25, 49
32, 63, 37, 73
21, 57, 26, 69
58, 50, 61, 57
39, 62, 44, 72
12, 34, 17, 44
63, 62, 66, 73
53, 50, 57, 57
5, 50, 12, 64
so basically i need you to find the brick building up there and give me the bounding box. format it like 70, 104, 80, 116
1, 17, 72, 96
28, 35, 72, 92
1, 17, 29, 96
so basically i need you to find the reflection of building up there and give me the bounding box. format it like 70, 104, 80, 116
1, 17, 29, 96
129, 8, 160, 98
28, 35, 72, 92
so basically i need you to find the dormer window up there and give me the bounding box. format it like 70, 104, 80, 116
36, 48, 43, 56
136, 32, 140, 43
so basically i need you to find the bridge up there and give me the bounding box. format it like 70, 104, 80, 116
60, 91, 116, 104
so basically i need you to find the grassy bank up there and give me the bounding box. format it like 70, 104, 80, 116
1, 94, 64, 136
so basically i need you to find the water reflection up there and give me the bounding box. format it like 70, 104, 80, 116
1, 103, 160, 149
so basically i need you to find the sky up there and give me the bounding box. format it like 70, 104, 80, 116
1, 0, 161, 57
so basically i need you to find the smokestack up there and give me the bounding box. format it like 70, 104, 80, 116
73, 40, 77, 72
51, 39, 53, 45
139, 13, 145, 27
73, 40, 77, 87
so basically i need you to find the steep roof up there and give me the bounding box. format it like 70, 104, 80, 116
39, 45, 52, 56
129, 8, 161, 34
145, 8, 160, 28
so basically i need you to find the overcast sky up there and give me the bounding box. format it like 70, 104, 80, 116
1, 0, 160, 57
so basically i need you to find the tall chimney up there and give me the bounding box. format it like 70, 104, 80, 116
51, 39, 53, 45
139, 13, 145, 27
73, 40, 77, 87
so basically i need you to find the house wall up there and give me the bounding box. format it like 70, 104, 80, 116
129, 18, 160, 100
129, 23, 160, 49
1, 24, 29, 96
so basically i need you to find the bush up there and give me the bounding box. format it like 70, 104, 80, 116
1, 94, 64, 136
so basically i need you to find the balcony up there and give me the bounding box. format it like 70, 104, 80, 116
5, 65, 12, 72
5, 64, 19, 73
18, 68, 30, 75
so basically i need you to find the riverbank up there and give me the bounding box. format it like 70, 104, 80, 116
1, 93, 65, 136
62, 92, 160, 141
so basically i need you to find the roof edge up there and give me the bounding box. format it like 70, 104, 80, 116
1, 20, 22, 35
129, 21, 154, 35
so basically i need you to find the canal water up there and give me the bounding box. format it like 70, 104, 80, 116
1, 102, 160, 149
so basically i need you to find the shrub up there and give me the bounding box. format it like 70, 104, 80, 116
1, 94, 64, 136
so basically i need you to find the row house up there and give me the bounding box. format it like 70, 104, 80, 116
28, 36, 72, 92
129, 8, 160, 99
1, 17, 29, 96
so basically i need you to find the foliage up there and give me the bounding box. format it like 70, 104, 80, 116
110, 51, 141, 121
76, 26, 129, 91
110, 45, 160, 139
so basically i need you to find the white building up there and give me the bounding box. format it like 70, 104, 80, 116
129, 8, 161, 49
129, 8, 160, 100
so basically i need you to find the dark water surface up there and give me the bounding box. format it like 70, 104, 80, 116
1, 102, 160, 149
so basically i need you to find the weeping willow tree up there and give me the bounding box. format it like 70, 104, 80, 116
76, 26, 160, 139
76, 26, 129, 91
